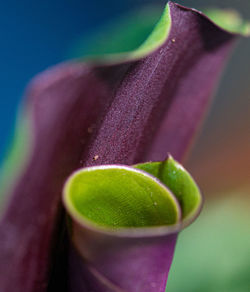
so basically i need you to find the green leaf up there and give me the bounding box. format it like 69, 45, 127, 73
135, 155, 202, 223
63, 165, 181, 230
63, 156, 202, 232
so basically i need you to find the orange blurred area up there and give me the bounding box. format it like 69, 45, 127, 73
186, 38, 250, 195
176, 0, 250, 198
187, 104, 250, 194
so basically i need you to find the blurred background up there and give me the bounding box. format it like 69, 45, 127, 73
0, 0, 249, 291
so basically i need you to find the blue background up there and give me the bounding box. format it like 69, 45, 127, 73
0, 0, 148, 161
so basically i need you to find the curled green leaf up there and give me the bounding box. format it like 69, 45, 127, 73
63, 156, 201, 233
63, 156, 202, 292
63, 165, 181, 230
135, 155, 202, 225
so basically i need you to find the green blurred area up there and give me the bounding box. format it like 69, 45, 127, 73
68, 6, 161, 58
167, 193, 250, 292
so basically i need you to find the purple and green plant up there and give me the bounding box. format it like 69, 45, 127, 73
63, 156, 202, 291
0, 1, 249, 292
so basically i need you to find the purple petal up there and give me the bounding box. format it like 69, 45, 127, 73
0, 63, 114, 292
69, 234, 177, 292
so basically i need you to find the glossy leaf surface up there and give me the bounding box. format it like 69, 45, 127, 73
135, 155, 201, 222
64, 165, 181, 229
